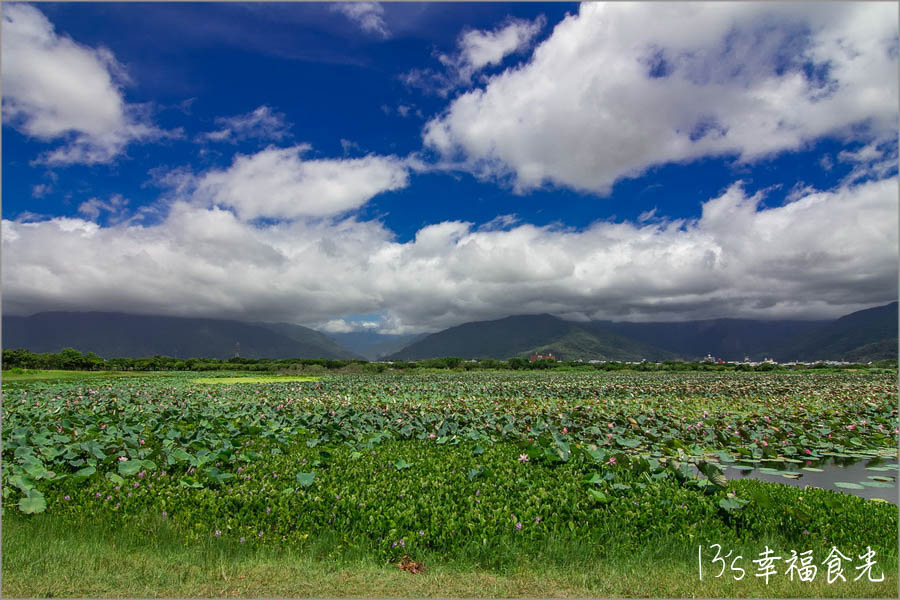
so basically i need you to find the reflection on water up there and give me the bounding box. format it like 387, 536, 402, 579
725, 456, 898, 504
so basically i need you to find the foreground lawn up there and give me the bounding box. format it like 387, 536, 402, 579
4, 514, 896, 598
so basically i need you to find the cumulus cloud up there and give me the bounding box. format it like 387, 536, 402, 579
402, 16, 545, 96
423, 2, 899, 193
163, 145, 410, 221
77, 194, 128, 220
453, 16, 545, 80
197, 105, 292, 144
1, 4, 173, 165
4, 175, 896, 332
331, 2, 389, 38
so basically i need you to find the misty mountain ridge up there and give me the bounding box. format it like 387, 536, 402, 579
2, 303, 896, 363
2, 312, 358, 360
388, 303, 898, 363
324, 331, 428, 361
387, 314, 678, 362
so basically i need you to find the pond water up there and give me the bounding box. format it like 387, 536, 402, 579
723, 456, 898, 504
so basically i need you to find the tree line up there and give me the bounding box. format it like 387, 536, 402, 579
2, 347, 894, 374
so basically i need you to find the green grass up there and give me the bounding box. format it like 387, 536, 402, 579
0, 370, 320, 385
3, 513, 896, 598
191, 375, 321, 384
1, 369, 163, 383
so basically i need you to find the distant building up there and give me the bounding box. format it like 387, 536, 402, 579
529, 352, 556, 362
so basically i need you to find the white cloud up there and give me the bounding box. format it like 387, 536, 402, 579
78, 194, 130, 223
454, 16, 545, 78
31, 183, 52, 198
837, 141, 899, 186
1, 4, 173, 165
340, 138, 362, 155
331, 2, 389, 38
319, 319, 381, 333
176, 145, 410, 220
637, 208, 657, 223
424, 2, 899, 193
198, 105, 292, 144
3, 176, 896, 331
402, 15, 545, 96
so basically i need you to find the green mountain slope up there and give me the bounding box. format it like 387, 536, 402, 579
775, 302, 898, 362
324, 331, 428, 361
254, 322, 363, 360
3, 312, 358, 360
387, 314, 675, 361
527, 327, 677, 362
588, 318, 828, 361
386, 303, 898, 363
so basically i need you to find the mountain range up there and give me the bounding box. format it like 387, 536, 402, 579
384, 314, 678, 362
2, 312, 358, 360
2, 302, 896, 363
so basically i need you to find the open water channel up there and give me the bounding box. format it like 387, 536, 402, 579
723, 455, 898, 503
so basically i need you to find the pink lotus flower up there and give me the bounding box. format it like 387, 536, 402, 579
518, 454, 529, 463
606, 457, 616, 465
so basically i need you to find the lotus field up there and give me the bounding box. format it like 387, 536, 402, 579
3, 370, 898, 596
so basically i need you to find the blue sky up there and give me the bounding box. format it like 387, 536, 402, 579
2, 2, 898, 333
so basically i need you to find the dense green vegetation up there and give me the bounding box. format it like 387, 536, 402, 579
3, 347, 896, 374
3, 370, 897, 596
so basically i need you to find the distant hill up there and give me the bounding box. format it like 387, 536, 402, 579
386, 314, 676, 362
386, 303, 898, 363
4, 302, 895, 363
253, 322, 363, 360
325, 331, 427, 361
774, 302, 898, 362
2, 312, 358, 360
588, 318, 828, 361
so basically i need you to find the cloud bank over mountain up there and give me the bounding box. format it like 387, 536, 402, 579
2, 2, 897, 334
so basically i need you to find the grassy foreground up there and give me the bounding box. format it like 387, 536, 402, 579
4, 513, 896, 598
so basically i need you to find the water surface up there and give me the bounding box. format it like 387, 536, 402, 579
725, 456, 897, 504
